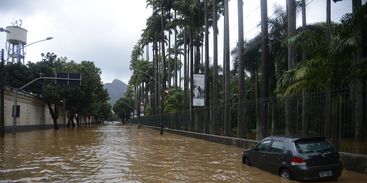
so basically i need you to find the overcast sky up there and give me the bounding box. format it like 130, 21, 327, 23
0, 0, 361, 84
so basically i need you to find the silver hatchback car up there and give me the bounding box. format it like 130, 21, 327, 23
242, 136, 342, 181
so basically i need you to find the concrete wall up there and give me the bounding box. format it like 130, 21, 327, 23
4, 88, 65, 132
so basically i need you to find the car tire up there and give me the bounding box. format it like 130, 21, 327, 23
279, 168, 292, 180
242, 157, 251, 166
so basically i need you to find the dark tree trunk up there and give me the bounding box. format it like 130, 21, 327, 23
168, 15, 172, 89
183, 28, 189, 130
47, 102, 59, 130
204, 0, 210, 134
224, 0, 231, 136
174, 10, 178, 88
352, 0, 363, 141
260, 0, 269, 139
161, 7, 167, 91
301, 0, 308, 136
75, 113, 80, 127
286, 0, 296, 135
154, 40, 159, 114
302, 0, 306, 27
211, 0, 219, 135
237, 0, 247, 138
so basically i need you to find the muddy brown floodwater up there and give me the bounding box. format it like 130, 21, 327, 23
0, 124, 366, 182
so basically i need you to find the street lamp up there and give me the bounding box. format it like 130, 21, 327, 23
24, 37, 53, 48
5, 36, 53, 63
9, 37, 53, 133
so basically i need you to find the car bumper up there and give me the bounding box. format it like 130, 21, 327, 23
290, 162, 342, 181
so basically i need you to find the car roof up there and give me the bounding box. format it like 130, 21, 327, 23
263, 136, 325, 142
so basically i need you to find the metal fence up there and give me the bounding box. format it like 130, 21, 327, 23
130, 86, 367, 155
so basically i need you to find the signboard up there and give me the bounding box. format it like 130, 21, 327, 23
56, 72, 81, 86
193, 74, 205, 106
69, 73, 81, 86
140, 103, 144, 116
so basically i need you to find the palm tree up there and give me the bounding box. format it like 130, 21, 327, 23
141, 13, 162, 114
211, 0, 220, 135
286, 0, 297, 135
223, 0, 231, 136
237, 0, 246, 138
204, 0, 210, 133
260, 0, 270, 139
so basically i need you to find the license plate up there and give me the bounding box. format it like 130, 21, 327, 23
319, 170, 332, 177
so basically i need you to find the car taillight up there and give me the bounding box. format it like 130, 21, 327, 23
291, 157, 306, 166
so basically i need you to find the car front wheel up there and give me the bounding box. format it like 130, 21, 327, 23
242, 156, 251, 166
280, 168, 292, 180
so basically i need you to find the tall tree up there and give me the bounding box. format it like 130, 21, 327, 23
237, 0, 246, 138
302, 0, 306, 27
211, 0, 219, 135
204, 0, 210, 133
223, 0, 231, 136
260, 0, 270, 139
286, 0, 296, 135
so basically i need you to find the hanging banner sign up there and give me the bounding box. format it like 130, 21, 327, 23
193, 74, 205, 106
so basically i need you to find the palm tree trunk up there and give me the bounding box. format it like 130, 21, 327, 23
237, 0, 246, 138
161, 8, 167, 91
326, 0, 331, 41
154, 40, 159, 114
255, 68, 261, 139
352, 0, 363, 141
204, 0, 210, 134
174, 10, 178, 88
190, 28, 194, 131
325, 0, 332, 140
184, 28, 188, 130
260, 0, 269, 139
211, 0, 219, 135
286, 0, 296, 135
352, 0, 362, 12
168, 27, 172, 89
302, 0, 306, 27
224, 0, 231, 137
301, 0, 308, 136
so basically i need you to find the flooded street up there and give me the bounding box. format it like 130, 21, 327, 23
0, 125, 366, 182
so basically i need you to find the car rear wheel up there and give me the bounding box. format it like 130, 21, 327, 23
242, 157, 251, 166
280, 168, 292, 180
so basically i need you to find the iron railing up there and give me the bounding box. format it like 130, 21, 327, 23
130, 86, 367, 155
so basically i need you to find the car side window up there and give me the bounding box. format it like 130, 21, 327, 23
269, 140, 285, 153
256, 140, 271, 152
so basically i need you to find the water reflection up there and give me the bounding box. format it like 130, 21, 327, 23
0, 125, 366, 182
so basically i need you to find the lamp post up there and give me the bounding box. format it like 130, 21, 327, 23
11, 37, 53, 63
9, 37, 53, 133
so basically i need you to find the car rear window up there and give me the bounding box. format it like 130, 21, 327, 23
295, 139, 335, 154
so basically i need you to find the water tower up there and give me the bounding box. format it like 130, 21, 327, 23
6, 20, 27, 63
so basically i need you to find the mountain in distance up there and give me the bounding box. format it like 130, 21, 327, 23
103, 79, 128, 106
